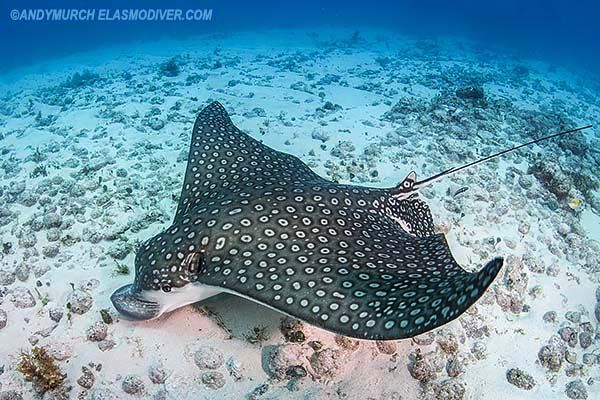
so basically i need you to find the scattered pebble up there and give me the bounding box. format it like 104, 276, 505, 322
67, 290, 93, 314
201, 371, 225, 390
506, 368, 536, 390
566, 350, 578, 364
565, 311, 582, 324
87, 387, 118, 400
408, 351, 434, 382
86, 321, 108, 342
432, 379, 466, 400
267, 345, 307, 380
77, 366, 95, 389
148, 364, 169, 385
280, 318, 308, 343
194, 346, 224, 370
42, 341, 73, 361
48, 305, 64, 322
99, 309, 113, 324
557, 223, 571, 236
565, 379, 588, 399
376, 340, 397, 355
310, 348, 345, 379
0, 309, 6, 330
122, 375, 145, 395
152, 388, 167, 400
436, 331, 460, 355
334, 335, 360, 352
542, 311, 557, 323
471, 341, 487, 360
247, 383, 269, 400
582, 353, 598, 366
565, 364, 584, 377
518, 223, 530, 235
225, 357, 243, 381
538, 342, 564, 372
559, 326, 578, 347
413, 332, 435, 346
311, 129, 330, 143
286, 365, 307, 379
41, 244, 60, 258
9, 286, 36, 308
446, 357, 465, 378
0, 268, 15, 286
0, 391, 24, 400
98, 340, 116, 352
579, 332, 592, 349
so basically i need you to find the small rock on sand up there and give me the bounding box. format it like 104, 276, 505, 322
9, 286, 36, 308
225, 357, 243, 381
538, 343, 563, 372
432, 379, 466, 400
122, 375, 145, 395
87, 387, 118, 400
194, 346, 224, 370
267, 345, 307, 380
98, 340, 116, 352
565, 379, 588, 399
148, 364, 169, 384
286, 365, 308, 378
446, 357, 465, 378
48, 305, 64, 322
376, 340, 397, 355
77, 366, 96, 389
280, 317, 308, 343
334, 335, 360, 351
310, 348, 345, 379
0, 309, 7, 329
0, 391, 24, 400
506, 368, 536, 390
67, 290, 93, 314
201, 371, 226, 390
86, 322, 108, 342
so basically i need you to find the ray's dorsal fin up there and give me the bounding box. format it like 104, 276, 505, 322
398, 170, 417, 190
392, 125, 592, 200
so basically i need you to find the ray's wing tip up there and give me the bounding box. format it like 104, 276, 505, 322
196, 101, 232, 126
478, 256, 504, 287
207, 100, 224, 108
487, 256, 504, 271
196, 100, 225, 115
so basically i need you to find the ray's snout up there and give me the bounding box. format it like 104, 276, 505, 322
110, 284, 161, 321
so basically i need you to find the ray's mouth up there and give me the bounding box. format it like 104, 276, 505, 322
110, 284, 161, 321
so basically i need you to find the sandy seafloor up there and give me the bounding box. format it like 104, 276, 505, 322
0, 29, 599, 400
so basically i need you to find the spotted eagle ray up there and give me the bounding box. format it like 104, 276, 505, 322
111, 101, 591, 340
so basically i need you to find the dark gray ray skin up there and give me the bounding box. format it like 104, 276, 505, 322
111, 101, 503, 340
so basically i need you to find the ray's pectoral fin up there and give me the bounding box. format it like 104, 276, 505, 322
171, 101, 326, 223
329, 234, 505, 340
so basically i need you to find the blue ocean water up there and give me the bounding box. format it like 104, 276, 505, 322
1, 0, 599, 74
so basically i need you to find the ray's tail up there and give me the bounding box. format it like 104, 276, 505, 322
392, 125, 593, 199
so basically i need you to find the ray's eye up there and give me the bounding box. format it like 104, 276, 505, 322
162, 285, 171, 293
